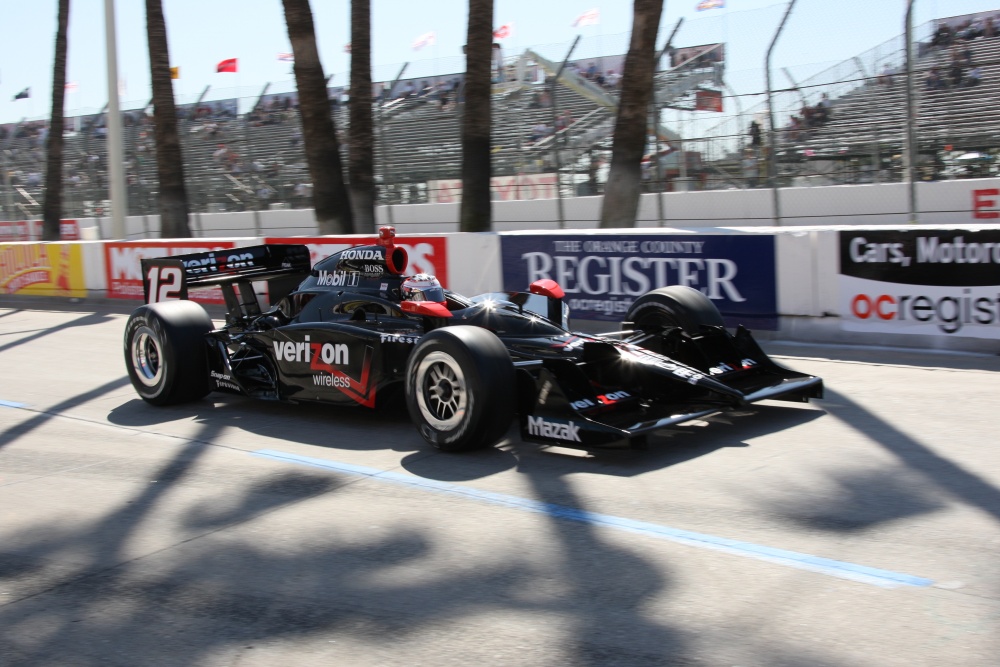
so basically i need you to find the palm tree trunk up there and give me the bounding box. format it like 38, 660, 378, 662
146, 0, 191, 237
459, 0, 493, 232
283, 0, 354, 234
349, 0, 376, 232
599, 0, 663, 228
41, 0, 70, 241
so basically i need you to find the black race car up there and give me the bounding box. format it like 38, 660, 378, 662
124, 226, 822, 451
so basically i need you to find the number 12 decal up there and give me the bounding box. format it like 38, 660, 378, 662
146, 265, 184, 303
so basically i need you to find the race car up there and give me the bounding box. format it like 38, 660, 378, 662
124, 226, 823, 451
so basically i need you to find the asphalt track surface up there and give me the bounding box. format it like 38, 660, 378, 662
1, 300, 999, 666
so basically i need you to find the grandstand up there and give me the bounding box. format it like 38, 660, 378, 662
2, 11, 999, 221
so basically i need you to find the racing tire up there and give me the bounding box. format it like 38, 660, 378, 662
625, 286, 725, 336
124, 300, 213, 406
405, 326, 515, 452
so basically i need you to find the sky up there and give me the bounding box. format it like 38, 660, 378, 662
1, 0, 999, 125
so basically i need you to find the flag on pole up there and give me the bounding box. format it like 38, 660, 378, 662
412, 31, 436, 51
696, 0, 725, 10
493, 23, 513, 40
13, 87, 29, 101
572, 8, 600, 27
65, 82, 78, 91
216, 58, 238, 73
277, 53, 294, 62
344, 43, 352, 53
169, 67, 180, 80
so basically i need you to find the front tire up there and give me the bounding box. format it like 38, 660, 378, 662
405, 327, 515, 451
124, 300, 213, 405
625, 286, 725, 336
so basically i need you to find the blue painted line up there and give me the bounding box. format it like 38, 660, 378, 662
0, 399, 25, 408
253, 449, 935, 589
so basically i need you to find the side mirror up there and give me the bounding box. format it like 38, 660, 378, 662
529, 279, 568, 329
529, 279, 564, 299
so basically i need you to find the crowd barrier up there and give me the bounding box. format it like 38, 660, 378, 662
3, 221, 999, 355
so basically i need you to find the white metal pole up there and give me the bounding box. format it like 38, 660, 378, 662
104, 0, 128, 238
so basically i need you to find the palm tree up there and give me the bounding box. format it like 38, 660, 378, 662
349, 0, 376, 232
41, 0, 70, 241
599, 0, 663, 228
146, 0, 191, 237
459, 0, 493, 232
282, 0, 354, 234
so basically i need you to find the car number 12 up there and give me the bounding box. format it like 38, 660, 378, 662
146, 265, 183, 303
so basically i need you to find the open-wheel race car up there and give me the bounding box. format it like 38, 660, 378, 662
124, 227, 823, 451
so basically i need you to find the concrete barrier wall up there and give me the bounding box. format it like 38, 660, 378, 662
60, 176, 1000, 240
5, 184, 1000, 354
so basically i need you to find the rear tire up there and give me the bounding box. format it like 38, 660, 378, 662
625, 286, 724, 336
124, 301, 213, 405
405, 326, 515, 452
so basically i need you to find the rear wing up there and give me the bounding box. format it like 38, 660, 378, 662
140, 244, 311, 319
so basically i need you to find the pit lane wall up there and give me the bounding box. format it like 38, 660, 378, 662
3, 181, 1000, 354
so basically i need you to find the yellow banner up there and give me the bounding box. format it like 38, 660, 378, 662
0, 243, 87, 298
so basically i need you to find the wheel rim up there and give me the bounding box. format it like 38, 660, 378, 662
414, 351, 468, 430
131, 326, 163, 388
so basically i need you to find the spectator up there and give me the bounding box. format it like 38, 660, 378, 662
950, 60, 964, 88
530, 122, 550, 143
741, 149, 758, 189
932, 23, 953, 49
585, 62, 598, 79
815, 93, 831, 124
749, 120, 762, 147
954, 45, 973, 67
212, 143, 230, 164
965, 66, 983, 87
586, 154, 602, 195
877, 63, 895, 87
605, 70, 620, 88
925, 67, 946, 90
985, 17, 997, 38
290, 130, 302, 147
293, 182, 312, 208
554, 110, 573, 133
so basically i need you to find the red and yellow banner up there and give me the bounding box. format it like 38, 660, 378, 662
0, 243, 87, 298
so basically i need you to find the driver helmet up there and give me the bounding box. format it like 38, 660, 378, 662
401, 273, 445, 303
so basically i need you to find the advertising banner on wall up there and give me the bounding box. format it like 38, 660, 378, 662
1, 243, 86, 298
840, 229, 1000, 339
0, 220, 42, 242
104, 241, 238, 304
0, 220, 79, 242
500, 234, 778, 328
427, 174, 558, 204
264, 236, 449, 287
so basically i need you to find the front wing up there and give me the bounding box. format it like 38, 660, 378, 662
516, 330, 823, 450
